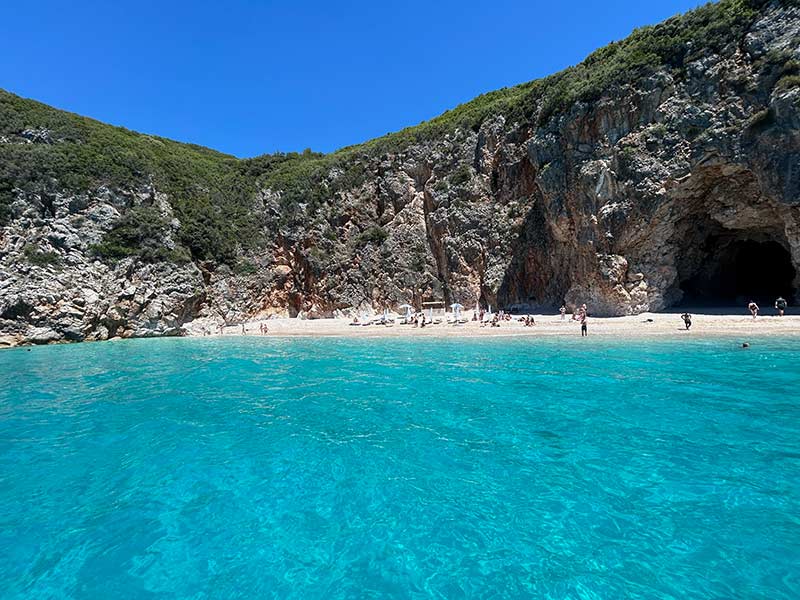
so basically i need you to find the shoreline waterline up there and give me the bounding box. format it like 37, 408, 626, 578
193, 311, 800, 340
4, 311, 800, 349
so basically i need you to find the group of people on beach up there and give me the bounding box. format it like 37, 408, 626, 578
212, 322, 270, 335
215, 295, 791, 337
747, 297, 788, 319
679, 296, 788, 331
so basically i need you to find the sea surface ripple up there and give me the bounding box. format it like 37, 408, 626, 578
1, 336, 799, 599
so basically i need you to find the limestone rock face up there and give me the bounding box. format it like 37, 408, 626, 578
1, 1, 799, 344
0, 186, 206, 344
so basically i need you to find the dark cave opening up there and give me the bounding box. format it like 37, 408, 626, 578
679, 238, 796, 306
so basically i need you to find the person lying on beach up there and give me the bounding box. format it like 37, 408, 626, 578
748, 301, 759, 319
775, 296, 787, 316
681, 313, 692, 330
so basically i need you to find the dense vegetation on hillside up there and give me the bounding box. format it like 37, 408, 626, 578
0, 93, 315, 260
1, 0, 794, 264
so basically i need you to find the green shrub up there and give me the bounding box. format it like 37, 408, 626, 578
651, 123, 668, 138
91, 204, 190, 263
23, 245, 61, 266
450, 164, 473, 186
233, 259, 258, 275
357, 225, 388, 247
0, 178, 12, 225
776, 74, 800, 91
748, 108, 776, 132
433, 179, 449, 192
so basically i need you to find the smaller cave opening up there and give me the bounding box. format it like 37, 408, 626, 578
679, 237, 797, 307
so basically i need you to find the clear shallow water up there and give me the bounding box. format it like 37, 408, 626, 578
1, 336, 799, 599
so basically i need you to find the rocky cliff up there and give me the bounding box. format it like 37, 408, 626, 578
1, 0, 799, 345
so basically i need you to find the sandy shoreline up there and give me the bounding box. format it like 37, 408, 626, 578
189, 311, 800, 340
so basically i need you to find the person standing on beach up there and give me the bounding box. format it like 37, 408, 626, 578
775, 296, 787, 316
681, 313, 692, 330
560, 305, 566, 320
580, 314, 588, 336
748, 301, 759, 319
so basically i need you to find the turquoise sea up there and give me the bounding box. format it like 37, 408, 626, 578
1, 336, 799, 599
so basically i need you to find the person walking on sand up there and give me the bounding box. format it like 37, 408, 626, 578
560, 305, 566, 320
748, 301, 759, 319
775, 296, 787, 317
681, 312, 692, 330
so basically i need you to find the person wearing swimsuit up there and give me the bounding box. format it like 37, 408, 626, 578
775, 296, 787, 317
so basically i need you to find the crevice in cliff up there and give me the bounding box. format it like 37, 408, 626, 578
421, 180, 451, 306
422, 189, 451, 305
496, 197, 571, 310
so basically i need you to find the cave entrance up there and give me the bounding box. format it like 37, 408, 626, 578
679, 238, 796, 307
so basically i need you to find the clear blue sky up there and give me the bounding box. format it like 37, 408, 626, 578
1, 0, 706, 157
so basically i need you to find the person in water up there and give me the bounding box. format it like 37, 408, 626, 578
681, 313, 692, 330
748, 301, 759, 319
775, 296, 787, 317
